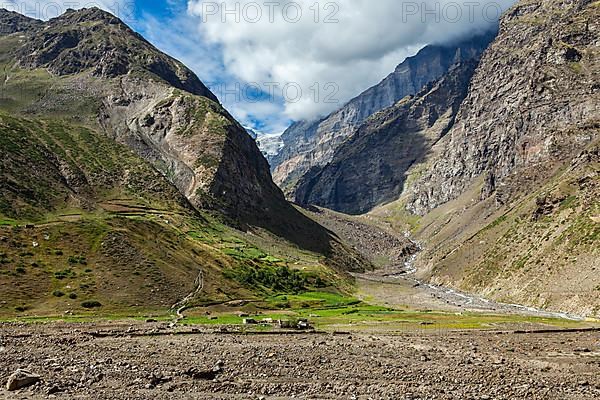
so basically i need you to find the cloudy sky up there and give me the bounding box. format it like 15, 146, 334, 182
4, 0, 516, 133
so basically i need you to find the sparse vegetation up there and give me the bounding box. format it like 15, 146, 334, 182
54, 269, 76, 280
568, 61, 583, 74
560, 195, 578, 210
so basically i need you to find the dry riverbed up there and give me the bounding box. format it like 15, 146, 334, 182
1, 322, 600, 399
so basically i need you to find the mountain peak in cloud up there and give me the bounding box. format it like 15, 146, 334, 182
187, 0, 517, 123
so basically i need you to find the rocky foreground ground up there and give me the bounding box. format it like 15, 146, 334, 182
0, 323, 599, 399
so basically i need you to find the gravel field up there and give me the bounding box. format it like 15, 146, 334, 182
1, 323, 599, 399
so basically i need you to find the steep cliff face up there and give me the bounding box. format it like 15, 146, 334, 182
380, 0, 600, 317
406, 0, 600, 216
295, 62, 479, 215
268, 118, 322, 189
270, 33, 496, 195
97, 82, 287, 231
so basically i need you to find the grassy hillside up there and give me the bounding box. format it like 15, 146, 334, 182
0, 209, 348, 318
0, 9, 369, 319
0, 111, 350, 318
0, 112, 187, 219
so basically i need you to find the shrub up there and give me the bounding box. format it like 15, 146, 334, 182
68, 293, 78, 299
223, 264, 308, 293
52, 290, 65, 297
81, 300, 102, 309
54, 269, 75, 280
15, 266, 26, 274
274, 302, 291, 309
68, 255, 87, 265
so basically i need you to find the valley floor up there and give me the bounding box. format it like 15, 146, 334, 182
1, 208, 598, 399
0, 322, 599, 399
305, 207, 585, 320
354, 271, 584, 320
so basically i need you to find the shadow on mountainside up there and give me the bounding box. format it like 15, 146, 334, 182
210, 125, 368, 271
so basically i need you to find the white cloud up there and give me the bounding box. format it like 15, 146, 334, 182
135, 10, 292, 134
1, 0, 134, 21
135, 11, 225, 85
187, 0, 517, 121
3, 1, 518, 132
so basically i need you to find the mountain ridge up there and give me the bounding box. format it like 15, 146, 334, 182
269, 31, 497, 197
0, 7, 344, 252
295, 61, 480, 214
10, 8, 217, 101
368, 0, 600, 317
406, 0, 599, 216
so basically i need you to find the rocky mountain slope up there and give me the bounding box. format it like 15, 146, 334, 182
295, 61, 479, 215
0, 8, 42, 34
270, 33, 496, 196
0, 8, 368, 317
406, 0, 599, 217
370, 0, 599, 317
15, 8, 216, 99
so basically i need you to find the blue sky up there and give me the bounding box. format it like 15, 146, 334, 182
5, 0, 517, 134
128, 0, 289, 133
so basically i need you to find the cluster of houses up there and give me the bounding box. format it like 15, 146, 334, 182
240, 314, 312, 330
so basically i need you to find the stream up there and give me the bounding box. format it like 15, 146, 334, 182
360, 238, 585, 321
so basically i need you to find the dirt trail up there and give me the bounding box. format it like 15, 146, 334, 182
171, 270, 204, 321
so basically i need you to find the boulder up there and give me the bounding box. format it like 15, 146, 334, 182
6, 369, 41, 391
184, 361, 224, 381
